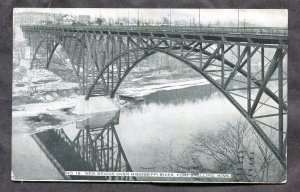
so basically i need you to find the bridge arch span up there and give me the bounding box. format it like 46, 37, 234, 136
87, 45, 286, 111
85, 44, 287, 168
23, 26, 287, 168
29, 35, 93, 92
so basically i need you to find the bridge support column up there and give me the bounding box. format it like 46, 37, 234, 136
247, 46, 251, 114
199, 43, 203, 68
261, 47, 265, 81
82, 35, 86, 94
278, 49, 284, 160
111, 36, 115, 95
221, 44, 224, 88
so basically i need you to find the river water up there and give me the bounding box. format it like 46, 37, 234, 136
11, 82, 254, 181
116, 84, 242, 172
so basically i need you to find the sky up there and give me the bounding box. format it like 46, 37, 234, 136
14, 8, 288, 27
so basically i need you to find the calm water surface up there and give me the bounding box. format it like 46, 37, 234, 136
12, 83, 243, 180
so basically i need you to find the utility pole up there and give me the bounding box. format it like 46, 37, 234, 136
128, 9, 129, 25
238, 9, 240, 28
117, 10, 119, 25
99, 9, 102, 26
198, 9, 200, 28
138, 9, 140, 26
169, 9, 171, 26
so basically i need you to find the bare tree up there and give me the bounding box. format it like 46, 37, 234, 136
13, 42, 25, 68
157, 119, 284, 182
254, 130, 285, 182
185, 120, 254, 181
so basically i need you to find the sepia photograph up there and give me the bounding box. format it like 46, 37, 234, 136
12, 8, 287, 183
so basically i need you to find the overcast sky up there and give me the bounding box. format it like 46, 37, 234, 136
14, 8, 287, 27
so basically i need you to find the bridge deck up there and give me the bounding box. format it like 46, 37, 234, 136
21, 25, 288, 46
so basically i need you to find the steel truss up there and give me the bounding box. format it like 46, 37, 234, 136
22, 25, 288, 169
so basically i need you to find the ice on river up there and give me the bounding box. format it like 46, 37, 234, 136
13, 95, 119, 118
119, 78, 220, 97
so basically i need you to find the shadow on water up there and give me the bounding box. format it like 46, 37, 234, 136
144, 84, 218, 105
32, 110, 136, 181
119, 83, 219, 113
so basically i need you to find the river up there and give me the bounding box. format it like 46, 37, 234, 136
116, 84, 242, 172
11, 81, 255, 181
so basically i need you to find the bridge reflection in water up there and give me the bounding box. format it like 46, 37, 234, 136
32, 111, 137, 181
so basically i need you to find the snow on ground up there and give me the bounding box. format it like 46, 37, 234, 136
13, 69, 78, 97
13, 69, 78, 96
29, 69, 61, 83
119, 77, 220, 97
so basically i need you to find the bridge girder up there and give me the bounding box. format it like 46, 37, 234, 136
22, 26, 288, 170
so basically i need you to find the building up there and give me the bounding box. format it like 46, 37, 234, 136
78, 15, 91, 24
14, 12, 45, 26
14, 12, 65, 26
60, 15, 76, 25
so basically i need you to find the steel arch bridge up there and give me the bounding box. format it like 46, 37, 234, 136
21, 25, 288, 169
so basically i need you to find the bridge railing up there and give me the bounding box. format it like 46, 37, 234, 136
21, 25, 288, 36
98, 25, 288, 36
